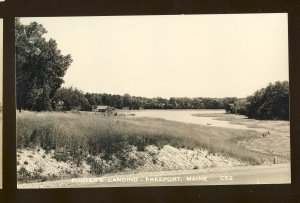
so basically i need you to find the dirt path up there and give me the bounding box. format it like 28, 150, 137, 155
18, 164, 290, 188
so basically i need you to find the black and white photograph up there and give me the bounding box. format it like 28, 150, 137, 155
15, 14, 290, 189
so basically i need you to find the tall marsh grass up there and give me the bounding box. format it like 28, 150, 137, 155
17, 111, 266, 171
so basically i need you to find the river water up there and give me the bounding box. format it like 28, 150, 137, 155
122, 109, 252, 130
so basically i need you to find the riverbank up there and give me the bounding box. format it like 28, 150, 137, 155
193, 113, 290, 159
17, 144, 249, 185
16, 110, 290, 185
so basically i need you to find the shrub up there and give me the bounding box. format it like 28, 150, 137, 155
54, 151, 70, 162
17, 167, 31, 182
86, 156, 106, 175
17, 166, 58, 183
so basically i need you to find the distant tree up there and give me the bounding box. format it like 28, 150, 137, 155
245, 81, 289, 120
113, 95, 123, 109
55, 87, 90, 111
16, 18, 72, 112
101, 94, 112, 106
123, 94, 132, 109
85, 93, 97, 106
223, 97, 238, 113
233, 98, 248, 115
94, 94, 102, 105
192, 98, 204, 109
169, 97, 178, 109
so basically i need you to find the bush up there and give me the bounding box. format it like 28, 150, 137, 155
86, 156, 106, 175
17, 166, 56, 183
18, 167, 31, 182
54, 151, 70, 162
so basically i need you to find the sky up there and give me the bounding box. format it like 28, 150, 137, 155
20, 14, 289, 98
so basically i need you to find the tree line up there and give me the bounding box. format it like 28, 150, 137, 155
16, 19, 289, 120
224, 81, 289, 120
54, 87, 227, 111
53, 81, 290, 121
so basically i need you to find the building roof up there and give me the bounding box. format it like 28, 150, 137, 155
95, 105, 109, 110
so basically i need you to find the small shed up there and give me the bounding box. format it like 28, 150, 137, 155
92, 105, 110, 112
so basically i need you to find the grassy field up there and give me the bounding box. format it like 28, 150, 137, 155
16, 111, 288, 183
